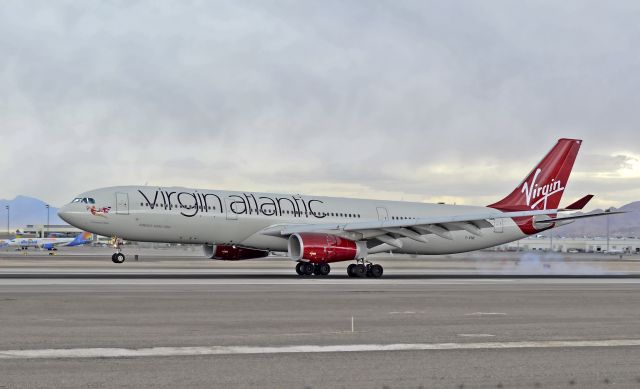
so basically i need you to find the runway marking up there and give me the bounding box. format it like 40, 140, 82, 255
457, 334, 495, 338
465, 312, 507, 316
1, 339, 640, 359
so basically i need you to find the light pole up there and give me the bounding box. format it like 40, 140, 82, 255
46, 204, 50, 237
5, 205, 9, 235
606, 210, 610, 254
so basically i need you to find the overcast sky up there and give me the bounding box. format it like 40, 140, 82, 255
1, 1, 639, 209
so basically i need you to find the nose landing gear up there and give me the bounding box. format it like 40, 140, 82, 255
110, 237, 125, 264
111, 252, 125, 264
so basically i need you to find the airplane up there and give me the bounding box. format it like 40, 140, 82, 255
7, 231, 93, 250
58, 138, 623, 277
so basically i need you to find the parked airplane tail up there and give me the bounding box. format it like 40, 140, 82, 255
488, 138, 582, 211
67, 231, 93, 247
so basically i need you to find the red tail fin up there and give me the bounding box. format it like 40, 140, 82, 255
489, 138, 582, 211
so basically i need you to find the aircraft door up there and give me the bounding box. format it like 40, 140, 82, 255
493, 218, 504, 233
376, 207, 389, 221
224, 198, 238, 220
116, 193, 129, 215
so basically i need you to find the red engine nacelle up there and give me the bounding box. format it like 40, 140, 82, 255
203, 244, 269, 260
288, 233, 364, 264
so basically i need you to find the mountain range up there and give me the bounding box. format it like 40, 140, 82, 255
0, 196, 64, 230
0, 195, 638, 237
545, 201, 640, 238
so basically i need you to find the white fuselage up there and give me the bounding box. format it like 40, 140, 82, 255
7, 237, 75, 249
58, 186, 529, 255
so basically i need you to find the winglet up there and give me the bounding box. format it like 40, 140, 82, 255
561, 194, 594, 210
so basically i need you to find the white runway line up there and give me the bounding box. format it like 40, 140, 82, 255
465, 312, 507, 316
2, 339, 640, 359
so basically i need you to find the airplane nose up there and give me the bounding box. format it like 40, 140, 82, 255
57, 204, 73, 224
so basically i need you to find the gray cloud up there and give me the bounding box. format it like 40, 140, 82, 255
1, 1, 639, 209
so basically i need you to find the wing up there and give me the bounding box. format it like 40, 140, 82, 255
260, 209, 562, 250
261, 207, 626, 251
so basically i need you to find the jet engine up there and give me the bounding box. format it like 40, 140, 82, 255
288, 233, 366, 263
203, 244, 269, 260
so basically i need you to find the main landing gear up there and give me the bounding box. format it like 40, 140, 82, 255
347, 262, 384, 278
295, 262, 331, 276
294, 261, 384, 278
111, 237, 125, 264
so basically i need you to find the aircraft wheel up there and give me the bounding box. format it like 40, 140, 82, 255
314, 263, 330, 276
112, 253, 125, 264
347, 264, 357, 277
301, 262, 314, 276
295, 262, 304, 275
353, 264, 367, 277
369, 264, 383, 278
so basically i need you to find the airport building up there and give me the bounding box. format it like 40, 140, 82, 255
21, 224, 83, 238
496, 236, 640, 254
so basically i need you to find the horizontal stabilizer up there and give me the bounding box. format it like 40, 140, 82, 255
535, 209, 625, 224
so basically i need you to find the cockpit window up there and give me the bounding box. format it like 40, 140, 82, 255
75, 197, 96, 204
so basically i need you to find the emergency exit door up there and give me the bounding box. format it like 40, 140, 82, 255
116, 193, 129, 215
376, 207, 389, 221
493, 218, 504, 233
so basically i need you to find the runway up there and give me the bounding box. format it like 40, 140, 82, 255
1, 253, 640, 388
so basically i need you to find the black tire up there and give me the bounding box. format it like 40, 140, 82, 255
111, 253, 117, 261
370, 264, 383, 278
365, 265, 373, 277
353, 264, 367, 277
302, 262, 314, 276
316, 263, 330, 276
112, 253, 125, 264
295, 262, 304, 275
347, 264, 357, 277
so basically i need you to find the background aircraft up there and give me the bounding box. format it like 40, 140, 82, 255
58, 139, 622, 277
7, 231, 93, 250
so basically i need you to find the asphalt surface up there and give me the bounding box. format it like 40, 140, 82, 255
1, 252, 640, 388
